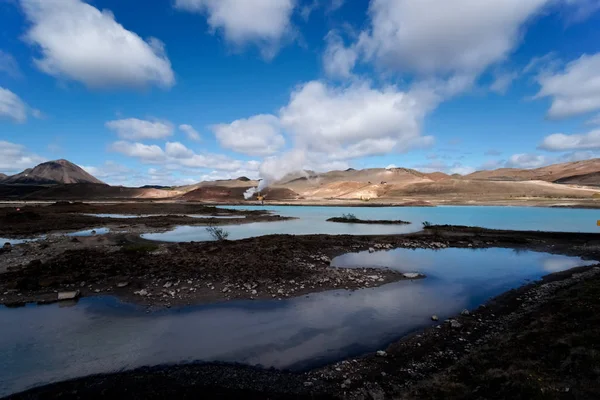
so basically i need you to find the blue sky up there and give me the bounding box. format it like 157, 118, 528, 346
1, 0, 600, 186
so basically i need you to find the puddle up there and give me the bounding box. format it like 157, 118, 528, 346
0, 248, 594, 396
0, 237, 43, 245
66, 228, 110, 237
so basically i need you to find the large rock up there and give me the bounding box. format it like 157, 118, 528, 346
57, 290, 80, 301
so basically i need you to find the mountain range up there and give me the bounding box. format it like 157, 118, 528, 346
2, 158, 600, 203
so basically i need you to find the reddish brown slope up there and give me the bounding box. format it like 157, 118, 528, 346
466, 159, 600, 183
3, 159, 105, 185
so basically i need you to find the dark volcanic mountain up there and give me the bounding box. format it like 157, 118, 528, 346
2, 159, 105, 185
0, 173, 7, 181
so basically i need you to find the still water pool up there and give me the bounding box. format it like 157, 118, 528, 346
142, 205, 600, 242
0, 248, 595, 396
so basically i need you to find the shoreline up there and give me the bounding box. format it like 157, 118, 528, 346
2, 225, 599, 308
3, 198, 600, 209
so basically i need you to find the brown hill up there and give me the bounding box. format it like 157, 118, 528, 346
182, 186, 300, 201
0, 173, 7, 181
3, 159, 105, 185
554, 172, 600, 187
277, 167, 432, 200
466, 159, 600, 184
15, 183, 177, 200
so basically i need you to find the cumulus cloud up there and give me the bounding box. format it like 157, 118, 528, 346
539, 129, 600, 151
106, 118, 174, 140
110, 141, 166, 162
0, 87, 28, 123
20, 0, 175, 89
179, 124, 201, 141
110, 140, 259, 172
535, 53, 600, 119
354, 0, 550, 79
174, 0, 296, 57
0, 51, 21, 78
165, 141, 194, 159
212, 114, 285, 156
81, 161, 132, 184
505, 153, 549, 169
0, 141, 46, 174
279, 80, 435, 159
323, 31, 357, 79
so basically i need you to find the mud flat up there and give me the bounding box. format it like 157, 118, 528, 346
0, 202, 286, 236
326, 217, 411, 225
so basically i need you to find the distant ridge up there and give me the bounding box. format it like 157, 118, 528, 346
2, 159, 105, 185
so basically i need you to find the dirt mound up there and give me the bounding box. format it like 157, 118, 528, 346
554, 171, 600, 186
3, 159, 105, 185
387, 179, 597, 199
424, 172, 452, 181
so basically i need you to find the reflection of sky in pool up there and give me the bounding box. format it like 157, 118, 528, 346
0, 237, 44, 245
1, 248, 595, 397
66, 228, 110, 237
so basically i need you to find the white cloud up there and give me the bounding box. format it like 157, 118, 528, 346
490, 70, 519, 94
413, 161, 475, 175
179, 124, 201, 141
323, 31, 357, 79
165, 141, 194, 159
586, 114, 600, 126
505, 153, 549, 169
385, 164, 397, 170
535, 53, 600, 119
174, 0, 296, 57
355, 0, 550, 78
539, 129, 600, 151
279, 80, 435, 159
212, 114, 285, 156
0, 87, 28, 123
0, 141, 46, 174
0, 51, 21, 78
110, 141, 166, 162
106, 118, 174, 140
110, 140, 259, 173
21, 0, 175, 89
81, 161, 131, 184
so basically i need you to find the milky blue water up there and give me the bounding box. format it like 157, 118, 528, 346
142, 205, 600, 242
1, 248, 596, 397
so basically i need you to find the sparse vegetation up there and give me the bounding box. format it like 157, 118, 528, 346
206, 223, 230, 241
341, 213, 358, 220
